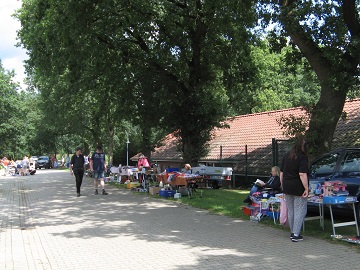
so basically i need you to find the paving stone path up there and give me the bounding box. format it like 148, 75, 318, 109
0, 170, 359, 270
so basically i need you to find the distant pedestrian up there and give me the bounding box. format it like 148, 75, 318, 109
51, 154, 55, 168
70, 147, 85, 197
280, 137, 309, 242
21, 155, 29, 176
65, 154, 70, 168
90, 146, 108, 195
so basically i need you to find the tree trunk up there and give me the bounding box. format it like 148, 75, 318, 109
107, 124, 114, 166
279, 1, 360, 159
306, 87, 347, 160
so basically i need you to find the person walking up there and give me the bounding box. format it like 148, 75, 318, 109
280, 137, 309, 242
65, 154, 70, 168
90, 146, 108, 195
21, 155, 29, 176
70, 147, 85, 197
51, 154, 55, 168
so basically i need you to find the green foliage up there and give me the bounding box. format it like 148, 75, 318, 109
248, 41, 320, 114
258, 0, 360, 157
15, 0, 360, 163
0, 60, 39, 158
16, 0, 259, 163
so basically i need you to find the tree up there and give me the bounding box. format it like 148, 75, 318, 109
0, 60, 43, 158
17, 0, 259, 164
242, 40, 320, 114
259, 0, 360, 158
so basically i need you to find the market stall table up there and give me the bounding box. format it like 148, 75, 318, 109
324, 197, 359, 236
306, 196, 359, 235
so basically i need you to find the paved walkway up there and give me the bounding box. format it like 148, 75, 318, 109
0, 170, 359, 270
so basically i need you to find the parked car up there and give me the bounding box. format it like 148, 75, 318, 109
309, 147, 360, 216
191, 166, 233, 189
36, 156, 52, 169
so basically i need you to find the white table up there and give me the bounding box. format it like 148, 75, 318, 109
305, 198, 359, 236
327, 201, 359, 236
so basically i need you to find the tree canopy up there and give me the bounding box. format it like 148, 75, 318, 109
16, 0, 260, 163
11, 0, 360, 164
259, 0, 360, 157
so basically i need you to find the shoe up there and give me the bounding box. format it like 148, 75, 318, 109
77, 193, 81, 197
102, 190, 108, 195
291, 235, 303, 242
290, 233, 294, 239
243, 197, 251, 203
94, 189, 98, 195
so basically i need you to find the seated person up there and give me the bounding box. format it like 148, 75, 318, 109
243, 166, 281, 203
182, 164, 192, 174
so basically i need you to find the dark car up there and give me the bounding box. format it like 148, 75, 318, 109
36, 156, 52, 169
309, 148, 360, 214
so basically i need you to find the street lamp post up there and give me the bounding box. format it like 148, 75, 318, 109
125, 132, 130, 167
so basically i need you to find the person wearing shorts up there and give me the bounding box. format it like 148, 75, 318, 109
90, 146, 108, 195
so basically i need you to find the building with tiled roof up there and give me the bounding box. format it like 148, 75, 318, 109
134, 98, 360, 178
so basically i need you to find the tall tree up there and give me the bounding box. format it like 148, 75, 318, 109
0, 60, 39, 158
17, 0, 259, 164
259, 0, 360, 158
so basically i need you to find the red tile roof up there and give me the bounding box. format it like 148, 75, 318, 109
148, 98, 360, 164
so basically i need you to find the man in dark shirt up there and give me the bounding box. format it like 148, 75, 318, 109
70, 147, 85, 197
90, 146, 108, 195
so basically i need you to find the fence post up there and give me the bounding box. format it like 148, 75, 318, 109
220, 145, 223, 165
272, 138, 276, 166
245, 145, 248, 183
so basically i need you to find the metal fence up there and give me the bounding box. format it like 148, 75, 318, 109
200, 138, 293, 188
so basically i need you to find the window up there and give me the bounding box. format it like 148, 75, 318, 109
311, 153, 340, 175
339, 151, 360, 172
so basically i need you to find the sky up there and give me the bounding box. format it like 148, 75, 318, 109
0, 0, 27, 90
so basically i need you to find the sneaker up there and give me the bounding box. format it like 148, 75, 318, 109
77, 193, 81, 197
290, 233, 294, 239
102, 190, 108, 195
94, 189, 98, 195
291, 235, 303, 242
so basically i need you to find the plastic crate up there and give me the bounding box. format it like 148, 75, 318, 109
266, 211, 280, 219
242, 206, 252, 216
159, 190, 175, 198
126, 182, 140, 189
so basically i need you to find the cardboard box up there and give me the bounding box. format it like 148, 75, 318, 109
149, 186, 161, 195
178, 187, 189, 196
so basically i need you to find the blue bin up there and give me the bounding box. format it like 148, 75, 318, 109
159, 190, 176, 198
166, 168, 180, 173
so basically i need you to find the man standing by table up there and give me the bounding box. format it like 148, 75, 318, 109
90, 146, 108, 195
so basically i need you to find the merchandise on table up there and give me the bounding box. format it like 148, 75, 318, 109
308, 180, 358, 204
